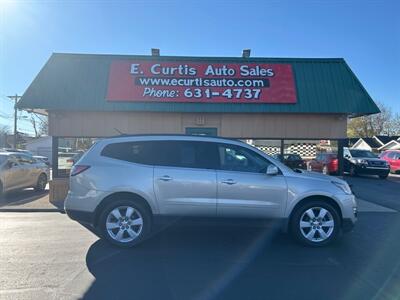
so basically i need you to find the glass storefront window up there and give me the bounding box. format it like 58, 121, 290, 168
283, 139, 338, 173
57, 138, 99, 176
245, 139, 282, 157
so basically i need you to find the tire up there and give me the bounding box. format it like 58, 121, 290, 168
379, 174, 388, 179
290, 200, 341, 247
349, 165, 357, 177
99, 199, 152, 248
34, 173, 47, 191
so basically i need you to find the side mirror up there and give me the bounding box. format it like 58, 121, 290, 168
266, 165, 279, 176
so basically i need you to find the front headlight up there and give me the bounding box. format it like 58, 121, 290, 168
354, 159, 368, 165
332, 181, 352, 195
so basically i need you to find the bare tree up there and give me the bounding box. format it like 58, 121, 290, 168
347, 101, 399, 137
0, 125, 10, 134
29, 115, 39, 138
0, 125, 10, 148
28, 113, 48, 138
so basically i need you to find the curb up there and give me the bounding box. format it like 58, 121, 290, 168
0, 208, 65, 213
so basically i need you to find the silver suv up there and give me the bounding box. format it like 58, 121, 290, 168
65, 135, 357, 247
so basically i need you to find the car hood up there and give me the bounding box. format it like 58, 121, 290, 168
353, 157, 384, 162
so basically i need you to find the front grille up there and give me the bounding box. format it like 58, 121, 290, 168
368, 160, 386, 167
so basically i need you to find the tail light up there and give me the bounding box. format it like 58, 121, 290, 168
70, 165, 90, 176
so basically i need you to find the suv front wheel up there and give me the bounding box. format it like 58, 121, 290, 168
99, 199, 152, 248
290, 201, 341, 247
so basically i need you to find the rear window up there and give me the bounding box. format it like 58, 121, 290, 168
101, 140, 218, 169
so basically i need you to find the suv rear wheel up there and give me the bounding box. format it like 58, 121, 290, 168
290, 201, 341, 247
99, 199, 152, 248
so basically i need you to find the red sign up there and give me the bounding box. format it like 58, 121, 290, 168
106, 60, 297, 103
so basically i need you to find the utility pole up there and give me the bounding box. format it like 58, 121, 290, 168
7, 94, 22, 149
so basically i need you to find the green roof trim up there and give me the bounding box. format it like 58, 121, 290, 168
18, 53, 379, 115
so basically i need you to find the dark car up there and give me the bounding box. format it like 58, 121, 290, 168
273, 153, 306, 170
307, 153, 338, 175
344, 148, 390, 179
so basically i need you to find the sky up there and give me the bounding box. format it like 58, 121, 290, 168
0, 0, 399, 135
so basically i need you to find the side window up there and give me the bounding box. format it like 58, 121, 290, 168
387, 152, 396, 159
155, 141, 218, 169
15, 155, 29, 165
101, 141, 156, 164
218, 144, 271, 173
101, 140, 219, 169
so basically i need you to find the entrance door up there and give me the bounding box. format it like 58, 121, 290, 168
185, 127, 218, 136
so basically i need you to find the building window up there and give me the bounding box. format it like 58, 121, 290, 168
56, 138, 98, 177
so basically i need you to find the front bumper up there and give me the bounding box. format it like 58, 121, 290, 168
355, 165, 390, 176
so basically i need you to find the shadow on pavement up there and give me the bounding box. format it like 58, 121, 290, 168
0, 189, 49, 207
81, 215, 400, 300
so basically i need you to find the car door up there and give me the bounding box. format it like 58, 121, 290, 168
216, 143, 287, 218
309, 154, 321, 172
153, 140, 218, 216
5, 155, 26, 190
16, 154, 38, 188
391, 152, 400, 171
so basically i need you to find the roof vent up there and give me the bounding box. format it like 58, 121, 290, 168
242, 49, 251, 58
151, 48, 160, 56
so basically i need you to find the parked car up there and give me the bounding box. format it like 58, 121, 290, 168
307, 153, 338, 175
273, 153, 306, 170
33, 155, 51, 167
379, 150, 400, 174
66, 151, 84, 166
343, 148, 390, 179
1, 148, 34, 156
65, 135, 357, 248
0, 152, 50, 196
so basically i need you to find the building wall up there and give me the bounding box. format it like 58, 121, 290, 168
25, 136, 52, 161
351, 140, 373, 151
49, 111, 347, 139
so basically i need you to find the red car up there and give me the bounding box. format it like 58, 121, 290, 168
307, 153, 338, 175
380, 150, 400, 173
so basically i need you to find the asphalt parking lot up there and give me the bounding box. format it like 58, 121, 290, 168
1, 175, 400, 300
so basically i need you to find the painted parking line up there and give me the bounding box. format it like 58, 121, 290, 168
357, 198, 397, 213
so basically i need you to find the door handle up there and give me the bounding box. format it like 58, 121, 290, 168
221, 179, 236, 185
159, 175, 173, 182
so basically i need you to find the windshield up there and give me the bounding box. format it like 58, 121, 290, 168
350, 150, 378, 158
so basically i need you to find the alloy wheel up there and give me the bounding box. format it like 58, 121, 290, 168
299, 207, 335, 243
106, 206, 144, 243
